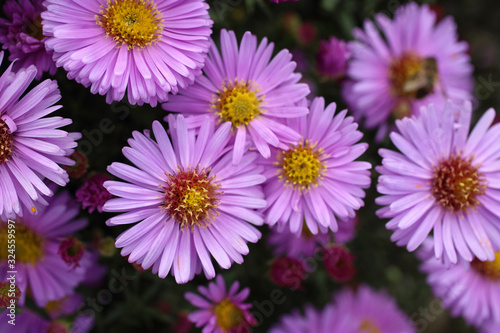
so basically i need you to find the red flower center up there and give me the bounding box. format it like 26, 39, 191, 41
0, 119, 14, 165
431, 154, 486, 212
58, 237, 84, 269
161, 168, 222, 230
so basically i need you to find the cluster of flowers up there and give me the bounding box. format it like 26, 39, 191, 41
0, 0, 499, 332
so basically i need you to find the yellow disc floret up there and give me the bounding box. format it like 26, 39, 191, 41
432, 154, 486, 213
276, 141, 326, 192
471, 251, 500, 280
214, 298, 245, 332
161, 168, 222, 231
359, 319, 382, 333
95, 0, 163, 49
212, 79, 263, 129
0, 223, 45, 264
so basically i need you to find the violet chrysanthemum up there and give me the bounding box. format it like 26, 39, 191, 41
41, 0, 213, 106
271, 286, 415, 333
419, 240, 500, 328
268, 225, 331, 259
103, 115, 266, 283
0, 0, 57, 80
0, 53, 79, 218
342, 2, 472, 135
162, 29, 310, 164
0, 190, 89, 307
377, 101, 500, 264
76, 173, 113, 213
260, 97, 371, 235
185, 275, 256, 333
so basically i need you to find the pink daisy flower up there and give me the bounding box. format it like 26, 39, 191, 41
316, 36, 350, 79
377, 101, 500, 264
419, 240, 500, 328
103, 115, 266, 283
0, 0, 56, 80
185, 275, 256, 333
260, 97, 371, 235
342, 2, 472, 135
0, 190, 88, 307
41, 0, 213, 106
271, 286, 415, 333
0, 53, 79, 218
162, 29, 310, 164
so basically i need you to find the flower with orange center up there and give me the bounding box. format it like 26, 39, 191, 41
377, 102, 500, 264
161, 168, 222, 230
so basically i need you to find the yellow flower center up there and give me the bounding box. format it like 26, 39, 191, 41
0, 223, 45, 264
432, 154, 486, 213
359, 319, 381, 333
212, 79, 263, 129
45, 298, 65, 315
471, 251, 500, 280
95, 0, 163, 49
214, 298, 245, 332
0, 119, 14, 165
276, 141, 326, 192
389, 53, 438, 119
161, 168, 222, 230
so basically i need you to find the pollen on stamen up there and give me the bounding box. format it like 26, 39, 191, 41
471, 251, 500, 281
0, 118, 14, 165
160, 167, 222, 231
95, 0, 163, 50
431, 154, 486, 213
211, 79, 264, 129
276, 141, 326, 193
0, 224, 45, 264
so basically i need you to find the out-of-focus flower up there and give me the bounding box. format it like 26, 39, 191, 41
377, 101, 500, 264
260, 97, 371, 235
297, 22, 317, 45
104, 116, 266, 283
268, 224, 331, 259
76, 173, 112, 213
185, 275, 257, 333
343, 3, 473, 135
58, 236, 85, 270
0, 0, 56, 80
333, 216, 358, 244
62, 151, 88, 179
322, 244, 356, 283
42, 0, 213, 106
419, 239, 500, 328
0, 191, 88, 307
269, 257, 307, 289
0, 53, 79, 218
163, 29, 310, 164
316, 37, 350, 79
270, 285, 415, 333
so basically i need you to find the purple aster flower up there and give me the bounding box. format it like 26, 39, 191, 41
260, 97, 371, 235
419, 239, 500, 328
0, 53, 79, 218
316, 37, 350, 79
0, 190, 88, 307
185, 275, 257, 333
76, 173, 113, 213
103, 115, 266, 283
333, 215, 357, 244
270, 286, 415, 333
0, 0, 56, 80
377, 101, 500, 264
0, 305, 94, 333
342, 2, 473, 135
162, 29, 310, 164
268, 225, 331, 259
41, 0, 213, 106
